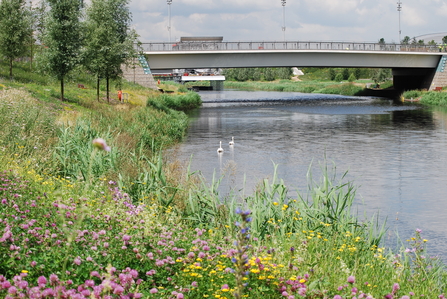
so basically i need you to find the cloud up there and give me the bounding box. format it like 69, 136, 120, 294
130, 0, 447, 43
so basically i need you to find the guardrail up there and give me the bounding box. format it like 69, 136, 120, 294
141, 41, 443, 53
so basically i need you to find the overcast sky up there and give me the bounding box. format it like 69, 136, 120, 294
129, 0, 447, 44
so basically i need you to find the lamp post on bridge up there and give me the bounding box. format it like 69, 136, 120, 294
167, 0, 172, 43
397, 1, 402, 44
281, 0, 286, 41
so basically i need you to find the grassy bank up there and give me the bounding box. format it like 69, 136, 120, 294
184, 79, 392, 97
0, 63, 446, 298
402, 88, 447, 106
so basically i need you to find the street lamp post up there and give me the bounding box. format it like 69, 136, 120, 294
281, 0, 286, 41
397, 1, 402, 44
167, 0, 172, 43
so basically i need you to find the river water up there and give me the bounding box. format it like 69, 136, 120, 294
169, 90, 447, 260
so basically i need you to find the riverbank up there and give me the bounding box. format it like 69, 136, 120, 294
0, 62, 446, 298
186, 78, 403, 99
401, 88, 447, 106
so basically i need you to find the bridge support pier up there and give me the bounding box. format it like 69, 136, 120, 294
210, 80, 224, 91
392, 68, 436, 91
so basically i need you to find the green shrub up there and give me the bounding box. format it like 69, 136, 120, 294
420, 91, 447, 106
334, 73, 343, 82
148, 92, 202, 111
402, 90, 424, 99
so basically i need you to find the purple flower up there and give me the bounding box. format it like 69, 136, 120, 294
37, 276, 47, 286
122, 235, 131, 242
401, 296, 410, 299
333, 295, 342, 299
92, 138, 111, 152
177, 293, 184, 299
113, 286, 124, 295
8, 286, 17, 295
150, 288, 158, 294
74, 257, 81, 265
2, 281, 11, 289
347, 276, 355, 284
392, 283, 400, 294
191, 281, 198, 287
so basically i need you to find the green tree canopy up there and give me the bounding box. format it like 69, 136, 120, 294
0, 0, 33, 77
83, 0, 136, 101
41, 0, 83, 101
401, 36, 410, 45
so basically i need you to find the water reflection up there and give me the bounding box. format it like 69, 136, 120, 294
171, 90, 447, 260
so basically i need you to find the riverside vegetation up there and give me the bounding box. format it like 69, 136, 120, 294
1, 62, 447, 299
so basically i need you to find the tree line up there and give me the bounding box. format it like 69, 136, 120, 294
0, 0, 139, 101
223, 67, 391, 85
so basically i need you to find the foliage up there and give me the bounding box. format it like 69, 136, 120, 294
334, 73, 343, 82
401, 36, 410, 45
402, 90, 424, 99
147, 92, 202, 111
371, 68, 392, 84
39, 0, 83, 101
83, 0, 137, 100
420, 91, 447, 106
348, 73, 356, 82
0, 0, 32, 77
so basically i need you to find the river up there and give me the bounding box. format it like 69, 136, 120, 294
169, 90, 447, 260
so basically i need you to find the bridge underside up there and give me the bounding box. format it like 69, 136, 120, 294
144, 50, 444, 92
392, 68, 436, 91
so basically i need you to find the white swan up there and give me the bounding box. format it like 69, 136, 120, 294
217, 141, 224, 153
229, 136, 234, 145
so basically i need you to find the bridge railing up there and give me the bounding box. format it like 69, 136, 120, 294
140, 41, 440, 53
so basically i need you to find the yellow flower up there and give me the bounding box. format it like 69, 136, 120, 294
21, 270, 28, 273
273, 202, 279, 206
299, 279, 306, 283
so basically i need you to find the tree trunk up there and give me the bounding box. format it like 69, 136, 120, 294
106, 77, 109, 103
61, 77, 64, 101
96, 76, 100, 101
9, 58, 13, 78
30, 44, 33, 72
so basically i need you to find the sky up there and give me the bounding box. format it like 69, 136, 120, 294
129, 0, 447, 44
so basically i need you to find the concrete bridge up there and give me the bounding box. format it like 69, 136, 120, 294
141, 41, 447, 91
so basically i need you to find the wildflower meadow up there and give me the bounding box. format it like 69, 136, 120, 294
0, 65, 447, 299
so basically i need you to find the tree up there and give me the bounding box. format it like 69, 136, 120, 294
428, 40, 437, 46
236, 68, 249, 81
353, 68, 361, 80
401, 36, 410, 45
252, 69, 262, 81
342, 68, 350, 80
83, 0, 134, 101
329, 69, 336, 81
0, 0, 32, 77
334, 73, 343, 82
264, 68, 275, 81
41, 0, 83, 101
443, 36, 447, 45
276, 67, 292, 80
348, 73, 356, 82
371, 68, 392, 84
